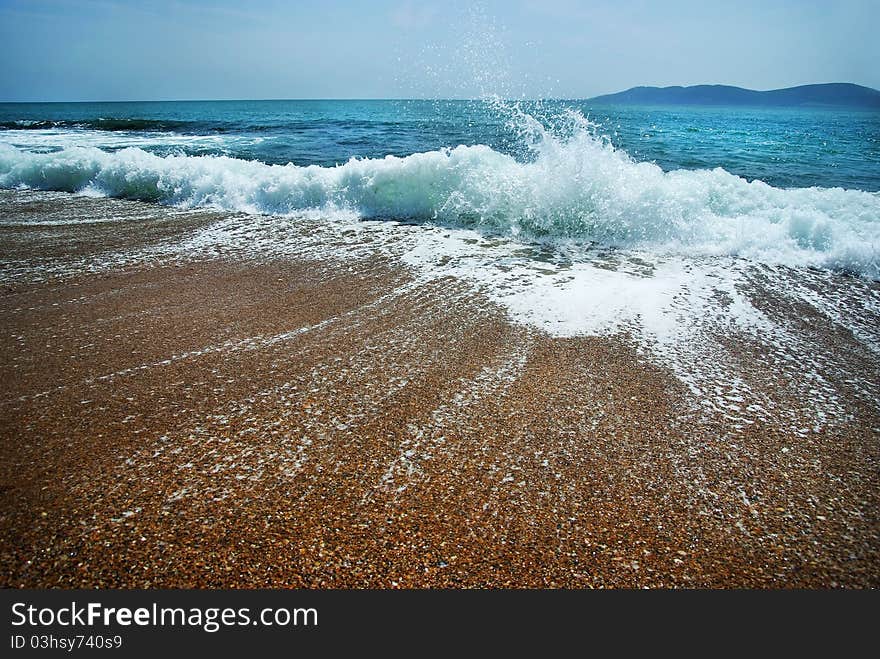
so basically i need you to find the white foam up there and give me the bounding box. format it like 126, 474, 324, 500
399, 222, 877, 434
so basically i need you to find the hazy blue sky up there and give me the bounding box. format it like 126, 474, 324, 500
1, 0, 877, 101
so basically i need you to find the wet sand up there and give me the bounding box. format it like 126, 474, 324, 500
1, 190, 878, 588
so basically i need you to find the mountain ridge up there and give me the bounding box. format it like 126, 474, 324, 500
587, 83, 880, 108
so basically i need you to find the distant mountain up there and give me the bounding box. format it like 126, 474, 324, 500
587, 83, 880, 109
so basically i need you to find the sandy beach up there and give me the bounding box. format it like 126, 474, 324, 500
1, 189, 878, 588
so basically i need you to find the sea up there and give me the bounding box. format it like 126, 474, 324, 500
1, 98, 879, 428
0, 99, 878, 274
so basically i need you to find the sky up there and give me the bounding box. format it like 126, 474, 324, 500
1, 0, 878, 102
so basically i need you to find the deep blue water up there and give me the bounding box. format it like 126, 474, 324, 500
1, 99, 878, 190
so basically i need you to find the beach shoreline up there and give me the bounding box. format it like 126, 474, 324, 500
1, 190, 878, 588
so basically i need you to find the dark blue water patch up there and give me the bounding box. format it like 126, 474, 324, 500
0, 118, 193, 132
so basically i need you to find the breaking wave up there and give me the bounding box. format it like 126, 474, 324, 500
1, 109, 878, 277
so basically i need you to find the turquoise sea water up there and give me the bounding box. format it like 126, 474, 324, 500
1, 99, 878, 276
